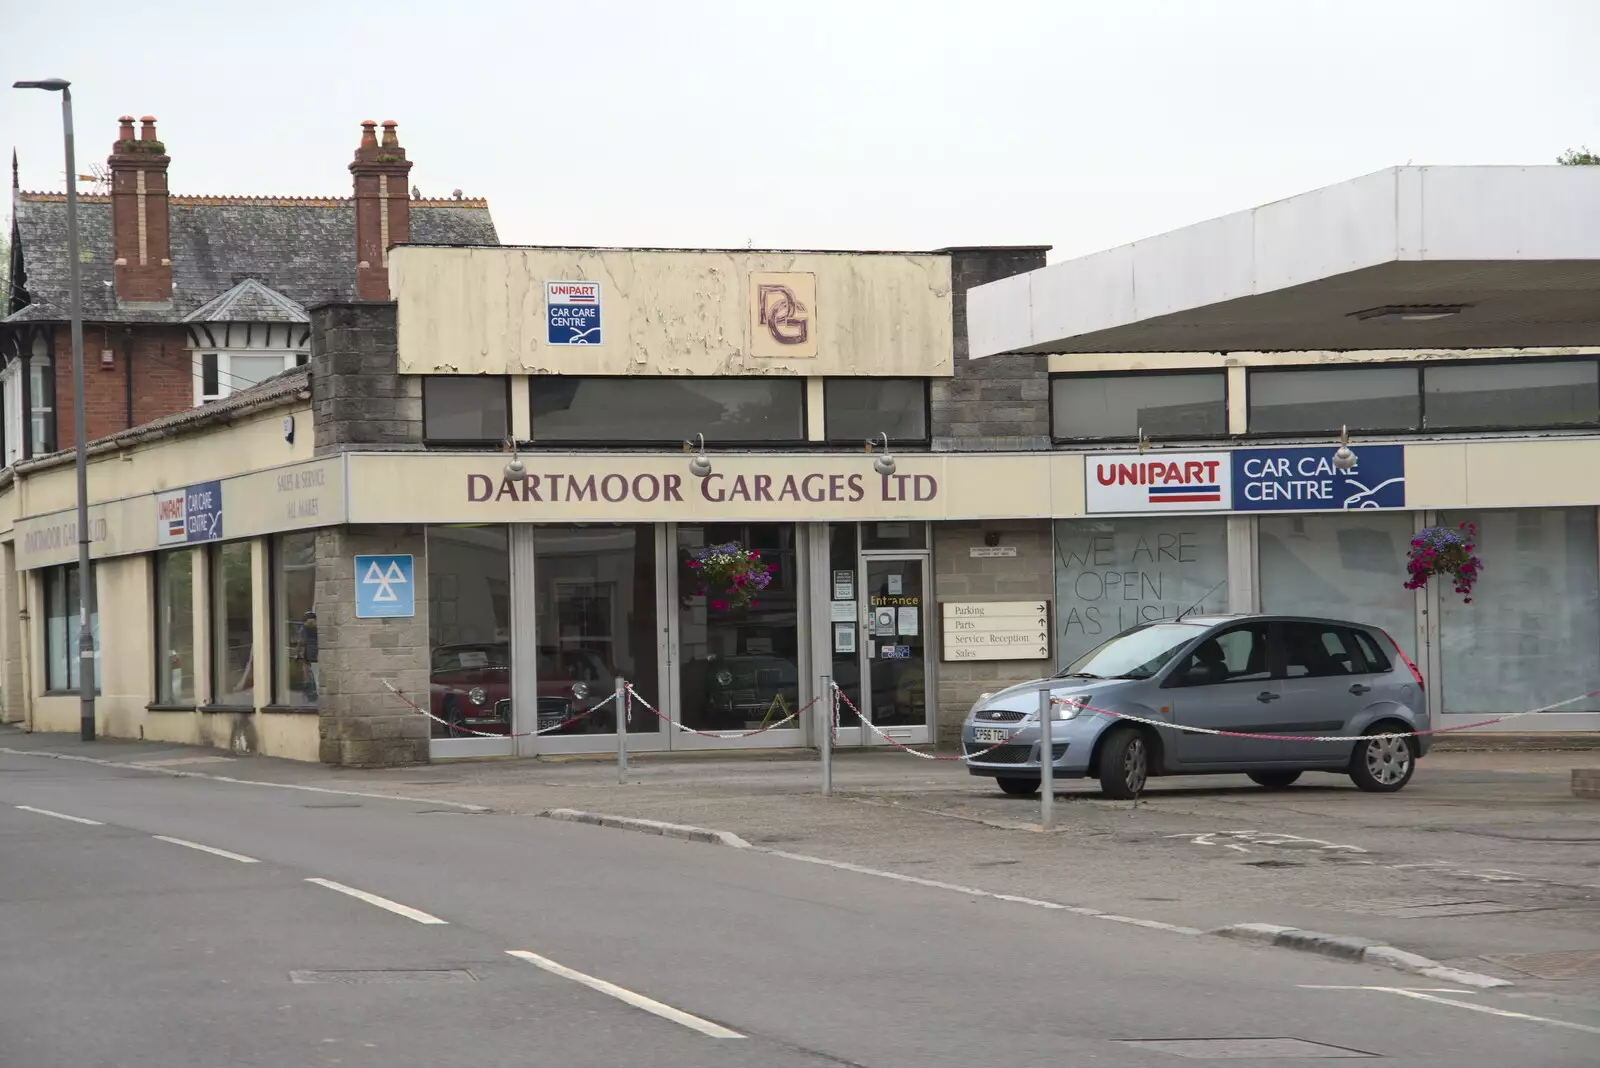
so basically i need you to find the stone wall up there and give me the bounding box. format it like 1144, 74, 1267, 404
315, 525, 431, 766
309, 302, 422, 455
932, 518, 1054, 746
932, 246, 1051, 453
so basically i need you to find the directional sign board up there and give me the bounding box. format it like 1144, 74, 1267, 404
940, 601, 1050, 662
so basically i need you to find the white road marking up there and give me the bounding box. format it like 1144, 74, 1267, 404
304, 878, 448, 924
506, 950, 743, 1038
1301, 985, 1600, 1036
15, 804, 102, 825
152, 835, 258, 863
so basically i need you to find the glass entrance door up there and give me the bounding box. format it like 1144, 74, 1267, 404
840, 554, 933, 746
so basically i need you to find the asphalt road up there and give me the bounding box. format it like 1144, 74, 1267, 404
3, 749, 1597, 1067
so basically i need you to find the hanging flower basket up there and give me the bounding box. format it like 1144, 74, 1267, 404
1404, 523, 1483, 603
685, 542, 776, 611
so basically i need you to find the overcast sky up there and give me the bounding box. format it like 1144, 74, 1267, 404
4, 0, 1596, 261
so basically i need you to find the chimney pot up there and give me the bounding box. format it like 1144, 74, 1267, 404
380, 121, 400, 149
118, 116, 136, 142
139, 116, 157, 141
359, 121, 378, 148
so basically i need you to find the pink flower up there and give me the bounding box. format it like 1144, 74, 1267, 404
711, 599, 728, 611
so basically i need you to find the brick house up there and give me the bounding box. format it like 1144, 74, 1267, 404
2, 116, 497, 466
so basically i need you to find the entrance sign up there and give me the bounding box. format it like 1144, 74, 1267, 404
941, 601, 1050, 662
546, 280, 602, 345
1231, 445, 1405, 511
1086, 452, 1231, 514
355, 554, 415, 618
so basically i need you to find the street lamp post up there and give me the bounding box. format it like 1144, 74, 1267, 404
15, 78, 95, 741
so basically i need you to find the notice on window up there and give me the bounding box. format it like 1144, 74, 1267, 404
887, 574, 904, 596
834, 623, 856, 654
898, 607, 919, 636
833, 570, 855, 600
872, 607, 897, 635
830, 599, 857, 623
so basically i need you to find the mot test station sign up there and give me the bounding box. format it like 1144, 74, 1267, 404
546, 280, 601, 345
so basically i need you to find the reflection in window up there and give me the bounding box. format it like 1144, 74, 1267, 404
211, 543, 255, 706
1440, 509, 1600, 715
531, 377, 805, 443
1249, 367, 1420, 434
155, 551, 196, 704
1258, 513, 1417, 661
43, 563, 99, 692
274, 533, 318, 707
423, 377, 510, 442
824, 378, 928, 443
1051, 373, 1226, 440
532, 525, 658, 735
426, 526, 512, 738
1424, 361, 1599, 429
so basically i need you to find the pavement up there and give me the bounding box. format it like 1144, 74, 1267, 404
3, 724, 1600, 1065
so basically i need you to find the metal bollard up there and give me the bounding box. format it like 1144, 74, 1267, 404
820, 675, 833, 797
615, 676, 628, 784
1038, 686, 1054, 830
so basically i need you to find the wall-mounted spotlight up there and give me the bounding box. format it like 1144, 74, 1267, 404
1332, 424, 1357, 472
504, 438, 526, 479
684, 433, 712, 478
866, 431, 896, 476
1137, 427, 1151, 454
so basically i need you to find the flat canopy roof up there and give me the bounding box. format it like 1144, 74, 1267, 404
968, 166, 1600, 356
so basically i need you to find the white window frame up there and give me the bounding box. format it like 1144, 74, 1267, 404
1, 361, 22, 467
193, 349, 308, 405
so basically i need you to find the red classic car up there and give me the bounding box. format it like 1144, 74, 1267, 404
429, 643, 614, 738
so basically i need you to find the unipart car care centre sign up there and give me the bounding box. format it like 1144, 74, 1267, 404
1086, 453, 1231, 513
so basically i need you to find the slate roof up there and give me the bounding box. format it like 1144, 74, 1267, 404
5, 193, 498, 325
183, 278, 308, 324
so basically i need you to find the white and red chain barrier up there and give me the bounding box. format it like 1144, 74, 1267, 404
625, 685, 814, 739
829, 684, 1012, 762
381, 678, 624, 739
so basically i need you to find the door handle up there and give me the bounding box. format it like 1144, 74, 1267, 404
1349, 683, 1372, 695
1256, 691, 1280, 703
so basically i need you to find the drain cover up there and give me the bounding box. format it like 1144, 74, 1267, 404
1480, 949, 1600, 980
1120, 1038, 1375, 1059
289, 969, 478, 984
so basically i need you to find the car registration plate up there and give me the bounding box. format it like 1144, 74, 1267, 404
973, 727, 1011, 743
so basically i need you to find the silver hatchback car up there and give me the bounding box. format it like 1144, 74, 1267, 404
963, 614, 1429, 798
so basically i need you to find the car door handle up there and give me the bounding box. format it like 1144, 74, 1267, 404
1349, 683, 1372, 695
1256, 691, 1280, 703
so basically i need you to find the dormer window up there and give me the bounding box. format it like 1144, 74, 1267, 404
182, 279, 310, 405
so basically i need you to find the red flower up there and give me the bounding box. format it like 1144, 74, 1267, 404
710, 599, 728, 611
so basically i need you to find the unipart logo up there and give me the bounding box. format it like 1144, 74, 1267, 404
548, 283, 598, 302
1085, 452, 1232, 513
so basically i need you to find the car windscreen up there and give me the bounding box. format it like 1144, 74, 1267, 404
1057, 623, 1208, 680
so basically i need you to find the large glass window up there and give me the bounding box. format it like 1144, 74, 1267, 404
531, 377, 806, 444
43, 564, 99, 692
1424, 361, 1600, 430
155, 551, 196, 704
1051, 373, 1226, 441
824, 378, 928, 444
427, 526, 512, 738
1249, 367, 1420, 434
273, 533, 318, 707
532, 526, 659, 735
1258, 512, 1418, 660
677, 523, 801, 732
1439, 509, 1600, 715
423, 376, 510, 442
211, 542, 255, 706
1052, 517, 1229, 668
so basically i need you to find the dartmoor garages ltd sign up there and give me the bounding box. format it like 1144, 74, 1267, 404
467, 470, 939, 506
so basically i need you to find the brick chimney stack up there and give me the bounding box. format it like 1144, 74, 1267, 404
350, 120, 413, 301
108, 114, 173, 303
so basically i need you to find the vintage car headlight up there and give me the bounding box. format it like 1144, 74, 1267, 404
571, 681, 591, 701
468, 687, 487, 706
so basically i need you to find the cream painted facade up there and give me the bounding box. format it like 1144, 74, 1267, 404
390, 246, 955, 378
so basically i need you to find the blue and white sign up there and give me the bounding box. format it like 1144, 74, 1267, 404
1231, 445, 1406, 511
355, 554, 415, 618
155, 479, 224, 546
546, 280, 602, 345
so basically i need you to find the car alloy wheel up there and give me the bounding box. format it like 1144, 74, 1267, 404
1122, 736, 1148, 794
1365, 736, 1412, 786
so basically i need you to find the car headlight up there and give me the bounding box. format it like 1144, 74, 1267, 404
1051, 695, 1089, 721
571, 681, 591, 701
468, 687, 486, 706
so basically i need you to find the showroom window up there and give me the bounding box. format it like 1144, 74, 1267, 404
426, 526, 512, 739
530, 376, 806, 444
1258, 512, 1418, 661
824, 378, 929, 444
1439, 509, 1600, 716
1249, 366, 1421, 435
1052, 517, 1229, 667
154, 550, 196, 705
211, 542, 255, 706
273, 533, 319, 707
423, 376, 511, 443
1423, 360, 1599, 430
42, 563, 99, 693
1051, 372, 1227, 441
